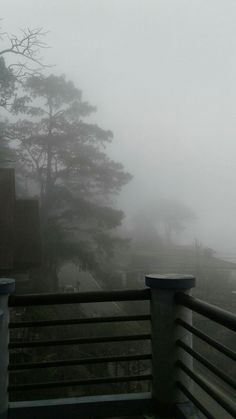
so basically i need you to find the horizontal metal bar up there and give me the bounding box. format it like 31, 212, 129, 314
9, 333, 151, 349
176, 318, 236, 361
177, 381, 215, 419
9, 289, 151, 307
9, 353, 152, 371
9, 314, 151, 329
8, 392, 154, 419
9, 374, 152, 391
176, 340, 236, 389
177, 360, 236, 418
175, 293, 236, 332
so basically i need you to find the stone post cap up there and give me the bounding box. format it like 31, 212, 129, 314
0, 278, 15, 294
145, 273, 195, 290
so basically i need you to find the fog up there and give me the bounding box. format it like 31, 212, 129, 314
1, 4, 235, 411
2, 0, 236, 256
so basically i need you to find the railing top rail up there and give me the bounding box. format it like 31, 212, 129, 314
9, 288, 150, 307
175, 292, 236, 332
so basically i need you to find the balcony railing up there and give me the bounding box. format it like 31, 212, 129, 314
175, 293, 236, 418
0, 274, 235, 419
8, 289, 151, 395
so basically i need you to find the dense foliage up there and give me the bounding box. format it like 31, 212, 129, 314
12, 74, 131, 287
0, 27, 132, 290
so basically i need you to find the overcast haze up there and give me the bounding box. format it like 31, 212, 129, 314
2, 0, 236, 256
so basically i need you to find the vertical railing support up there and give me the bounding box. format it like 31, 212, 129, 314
0, 279, 15, 419
145, 273, 195, 418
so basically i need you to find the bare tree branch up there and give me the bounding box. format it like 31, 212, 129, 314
0, 27, 51, 77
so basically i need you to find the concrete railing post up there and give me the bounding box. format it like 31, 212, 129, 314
0, 279, 15, 419
145, 273, 195, 418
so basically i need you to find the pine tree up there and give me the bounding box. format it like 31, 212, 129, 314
13, 74, 132, 289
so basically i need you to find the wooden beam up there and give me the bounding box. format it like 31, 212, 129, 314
9, 393, 154, 419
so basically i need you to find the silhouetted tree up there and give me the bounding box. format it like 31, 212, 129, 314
12, 74, 132, 289
151, 199, 196, 245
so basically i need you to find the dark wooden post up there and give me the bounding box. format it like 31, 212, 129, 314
0, 279, 15, 419
145, 274, 195, 418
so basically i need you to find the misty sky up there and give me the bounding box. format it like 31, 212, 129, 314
2, 0, 236, 256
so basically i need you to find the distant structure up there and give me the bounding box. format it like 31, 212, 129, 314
0, 168, 41, 276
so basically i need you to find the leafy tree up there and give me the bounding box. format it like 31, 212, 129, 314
12, 74, 132, 289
